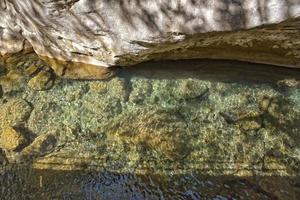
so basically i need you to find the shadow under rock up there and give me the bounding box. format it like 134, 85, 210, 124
119, 59, 300, 84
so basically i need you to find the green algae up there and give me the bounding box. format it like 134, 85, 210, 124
0, 57, 300, 199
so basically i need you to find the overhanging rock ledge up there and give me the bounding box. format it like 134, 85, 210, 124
1, 0, 300, 79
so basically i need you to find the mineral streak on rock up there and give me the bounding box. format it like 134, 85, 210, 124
1, 0, 300, 79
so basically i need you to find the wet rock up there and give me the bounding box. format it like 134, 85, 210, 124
105, 107, 190, 160
27, 71, 54, 91
277, 79, 299, 88
0, 70, 24, 93
239, 119, 262, 131
40, 56, 116, 80
108, 77, 128, 100
0, 98, 32, 128
0, 126, 27, 151
176, 79, 210, 101
255, 177, 297, 200
20, 133, 57, 160
129, 79, 152, 104
221, 105, 262, 124
24, 64, 42, 76
259, 97, 272, 112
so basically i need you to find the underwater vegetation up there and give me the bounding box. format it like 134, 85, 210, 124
0, 54, 300, 199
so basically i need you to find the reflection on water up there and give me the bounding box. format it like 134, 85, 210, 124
1, 166, 299, 200
0, 54, 300, 199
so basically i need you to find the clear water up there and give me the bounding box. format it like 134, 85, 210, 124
0, 55, 299, 199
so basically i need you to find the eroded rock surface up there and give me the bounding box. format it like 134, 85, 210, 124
1, 0, 300, 79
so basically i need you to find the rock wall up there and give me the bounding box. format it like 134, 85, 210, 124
1, 0, 300, 78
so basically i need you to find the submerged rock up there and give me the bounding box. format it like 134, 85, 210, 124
27, 71, 54, 91
0, 98, 32, 128
0, 70, 24, 93
0, 59, 299, 200
105, 107, 191, 160
20, 133, 57, 160
0, 126, 27, 151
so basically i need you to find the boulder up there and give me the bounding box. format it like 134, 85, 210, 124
0, 0, 300, 79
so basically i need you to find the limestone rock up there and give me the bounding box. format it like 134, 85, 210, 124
0, 126, 27, 151
1, 1, 300, 79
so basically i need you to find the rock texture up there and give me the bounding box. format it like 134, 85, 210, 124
1, 0, 300, 78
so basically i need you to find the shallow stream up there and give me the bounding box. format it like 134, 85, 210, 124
0, 54, 299, 199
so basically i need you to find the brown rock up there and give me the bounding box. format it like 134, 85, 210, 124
19, 133, 56, 162
0, 126, 27, 151
240, 119, 262, 131
40, 56, 116, 80
27, 71, 54, 91
25, 64, 42, 76
0, 70, 24, 93
0, 98, 32, 128
277, 78, 299, 88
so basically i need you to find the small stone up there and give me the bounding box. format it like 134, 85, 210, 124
0, 126, 27, 151
277, 78, 299, 88
240, 119, 262, 131
27, 71, 54, 91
